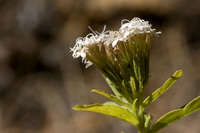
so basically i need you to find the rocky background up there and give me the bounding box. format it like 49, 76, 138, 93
0, 0, 199, 133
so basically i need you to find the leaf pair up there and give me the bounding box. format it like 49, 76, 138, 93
73, 70, 200, 133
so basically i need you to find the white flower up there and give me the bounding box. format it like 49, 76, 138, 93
71, 34, 99, 67
71, 17, 161, 68
119, 17, 161, 41
71, 31, 121, 67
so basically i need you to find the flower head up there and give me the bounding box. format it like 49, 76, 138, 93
119, 17, 161, 40
71, 17, 160, 66
71, 17, 160, 102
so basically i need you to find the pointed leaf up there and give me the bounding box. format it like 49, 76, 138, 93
183, 96, 200, 115
73, 104, 139, 128
149, 109, 183, 133
143, 70, 183, 108
104, 77, 122, 98
149, 96, 200, 133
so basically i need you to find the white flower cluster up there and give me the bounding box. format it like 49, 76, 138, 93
71, 17, 161, 67
119, 17, 161, 41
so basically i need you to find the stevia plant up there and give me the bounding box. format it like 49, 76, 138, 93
71, 17, 200, 133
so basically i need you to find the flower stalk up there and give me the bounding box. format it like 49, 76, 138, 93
71, 17, 200, 133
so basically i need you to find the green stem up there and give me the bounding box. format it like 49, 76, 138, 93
135, 103, 146, 133
134, 90, 150, 133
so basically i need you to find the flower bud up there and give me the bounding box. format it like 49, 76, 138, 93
71, 17, 160, 102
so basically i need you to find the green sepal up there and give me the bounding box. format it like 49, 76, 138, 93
104, 77, 122, 98
143, 70, 183, 108
149, 96, 200, 133
121, 80, 132, 102
73, 104, 139, 128
130, 77, 137, 98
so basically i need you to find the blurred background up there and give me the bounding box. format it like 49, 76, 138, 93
0, 0, 199, 133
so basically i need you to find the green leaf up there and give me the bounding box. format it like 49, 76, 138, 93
104, 77, 122, 98
73, 104, 139, 128
149, 109, 183, 133
143, 70, 183, 108
91, 89, 129, 107
183, 96, 200, 115
149, 96, 200, 133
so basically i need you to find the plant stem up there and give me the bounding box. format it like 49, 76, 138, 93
135, 94, 149, 133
